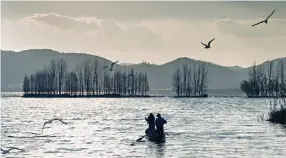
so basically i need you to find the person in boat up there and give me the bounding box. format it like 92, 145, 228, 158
145, 113, 156, 133
155, 113, 167, 135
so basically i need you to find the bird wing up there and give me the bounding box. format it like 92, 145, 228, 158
208, 38, 215, 45
111, 61, 119, 67
52, 118, 67, 125
201, 42, 208, 47
266, 9, 275, 20
7, 147, 24, 151
251, 20, 264, 27
57, 119, 68, 125
42, 121, 49, 132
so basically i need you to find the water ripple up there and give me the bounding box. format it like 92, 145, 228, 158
1, 97, 286, 157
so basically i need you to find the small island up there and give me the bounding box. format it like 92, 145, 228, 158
240, 59, 286, 98
22, 59, 151, 98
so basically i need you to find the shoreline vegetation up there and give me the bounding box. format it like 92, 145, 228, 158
21, 92, 210, 98
22, 93, 209, 98
260, 98, 286, 125
240, 59, 286, 98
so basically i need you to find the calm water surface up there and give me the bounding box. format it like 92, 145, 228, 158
1, 96, 285, 157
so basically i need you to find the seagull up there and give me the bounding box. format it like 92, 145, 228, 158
1, 147, 24, 154
42, 118, 67, 132
109, 61, 119, 71
130, 68, 134, 77
251, 9, 275, 27
201, 38, 215, 49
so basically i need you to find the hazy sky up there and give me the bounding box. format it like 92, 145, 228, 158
1, 1, 286, 67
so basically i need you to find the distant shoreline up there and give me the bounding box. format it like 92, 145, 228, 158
22, 94, 210, 98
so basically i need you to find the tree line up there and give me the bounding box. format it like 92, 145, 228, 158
240, 59, 285, 97
172, 63, 208, 97
22, 58, 150, 96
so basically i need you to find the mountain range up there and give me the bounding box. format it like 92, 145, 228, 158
1, 49, 285, 92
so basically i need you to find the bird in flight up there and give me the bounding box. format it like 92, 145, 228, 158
109, 61, 119, 71
1, 147, 24, 154
201, 38, 215, 49
130, 68, 134, 77
251, 9, 275, 27
42, 118, 67, 132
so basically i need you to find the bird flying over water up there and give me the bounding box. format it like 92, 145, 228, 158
251, 9, 275, 27
42, 118, 67, 132
1, 147, 24, 154
109, 61, 119, 71
201, 38, 215, 49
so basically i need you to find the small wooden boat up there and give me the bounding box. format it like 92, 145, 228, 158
145, 131, 166, 142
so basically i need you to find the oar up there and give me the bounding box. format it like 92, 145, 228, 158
136, 135, 146, 142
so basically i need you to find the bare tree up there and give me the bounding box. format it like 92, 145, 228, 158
186, 65, 192, 96
22, 74, 30, 94
200, 63, 208, 95
182, 64, 188, 96
57, 58, 67, 95
279, 59, 285, 96
267, 61, 274, 96
172, 68, 182, 96
76, 64, 84, 95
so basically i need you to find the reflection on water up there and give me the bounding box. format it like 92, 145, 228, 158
1, 97, 286, 157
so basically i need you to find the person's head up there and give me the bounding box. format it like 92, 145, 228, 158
149, 113, 154, 117
157, 113, 161, 118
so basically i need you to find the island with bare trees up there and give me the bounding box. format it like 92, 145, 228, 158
172, 63, 208, 97
22, 58, 151, 98
240, 59, 286, 98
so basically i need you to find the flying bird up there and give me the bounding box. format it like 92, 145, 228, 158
1, 147, 24, 154
251, 9, 275, 27
130, 68, 134, 77
109, 61, 119, 71
42, 118, 67, 132
201, 38, 215, 49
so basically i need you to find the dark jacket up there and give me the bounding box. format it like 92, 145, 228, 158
155, 117, 167, 127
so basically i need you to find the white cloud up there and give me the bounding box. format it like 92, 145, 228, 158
28, 13, 101, 31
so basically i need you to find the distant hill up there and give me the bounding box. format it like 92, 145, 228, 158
227, 66, 244, 71
1, 49, 285, 92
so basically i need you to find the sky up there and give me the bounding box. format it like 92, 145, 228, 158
1, 1, 286, 67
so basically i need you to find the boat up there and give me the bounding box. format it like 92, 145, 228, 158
145, 130, 166, 142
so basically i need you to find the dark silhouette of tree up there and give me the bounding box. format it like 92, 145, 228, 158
84, 60, 92, 95
240, 80, 250, 97
241, 59, 285, 97
200, 63, 208, 95
172, 68, 182, 96
22, 74, 30, 94
57, 58, 67, 95
76, 64, 84, 95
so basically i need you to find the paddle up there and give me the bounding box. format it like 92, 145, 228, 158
136, 135, 146, 142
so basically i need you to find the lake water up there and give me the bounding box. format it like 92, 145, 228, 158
1, 95, 286, 157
